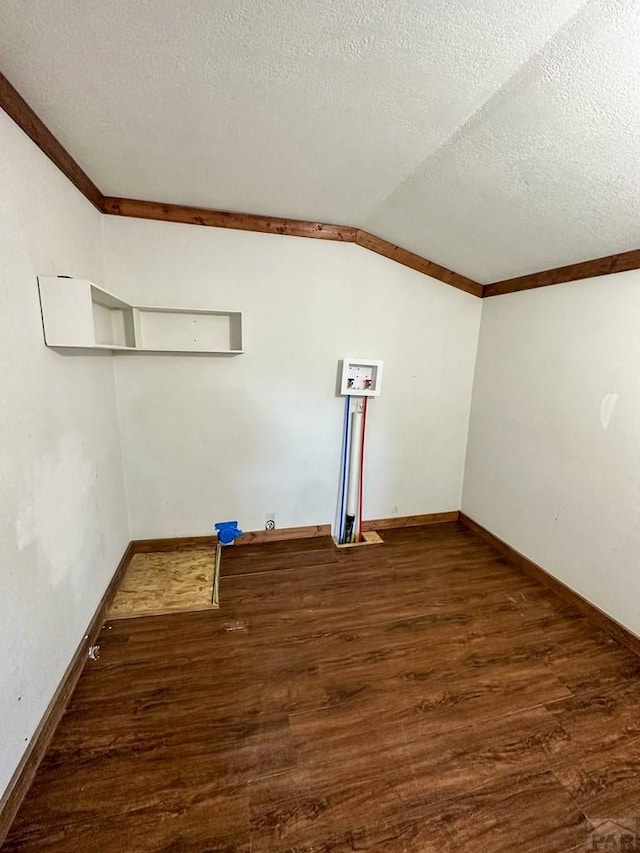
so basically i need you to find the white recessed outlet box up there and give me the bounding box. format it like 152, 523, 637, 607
37, 276, 243, 355
340, 357, 383, 397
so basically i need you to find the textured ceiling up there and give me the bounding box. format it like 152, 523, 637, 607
0, 0, 638, 283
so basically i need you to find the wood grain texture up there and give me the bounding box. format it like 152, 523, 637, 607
356, 230, 484, 297
0, 71, 103, 211
0, 541, 134, 845
131, 524, 331, 554
5, 522, 640, 851
362, 510, 459, 531
459, 512, 640, 657
484, 249, 640, 297
102, 197, 358, 242
235, 524, 331, 545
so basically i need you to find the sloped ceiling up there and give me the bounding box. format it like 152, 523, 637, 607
0, 0, 638, 284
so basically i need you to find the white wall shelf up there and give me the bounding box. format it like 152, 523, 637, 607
37, 277, 243, 354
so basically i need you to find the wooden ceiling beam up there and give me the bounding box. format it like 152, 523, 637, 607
355, 230, 483, 297
0, 66, 483, 296
5, 65, 640, 300
101, 200, 482, 296
102, 197, 358, 242
484, 249, 640, 297
0, 71, 103, 211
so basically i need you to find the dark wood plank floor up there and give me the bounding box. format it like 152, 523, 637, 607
5, 523, 640, 852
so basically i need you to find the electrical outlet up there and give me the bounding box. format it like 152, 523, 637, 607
265, 514, 276, 531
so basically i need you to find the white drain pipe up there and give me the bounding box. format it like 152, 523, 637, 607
344, 400, 363, 542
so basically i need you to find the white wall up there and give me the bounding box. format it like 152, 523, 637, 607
0, 111, 129, 796
463, 273, 640, 635
103, 217, 482, 538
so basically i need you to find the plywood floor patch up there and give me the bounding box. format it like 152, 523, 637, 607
332, 530, 384, 549
108, 548, 216, 619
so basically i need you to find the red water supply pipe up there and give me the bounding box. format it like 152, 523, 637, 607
358, 397, 368, 541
